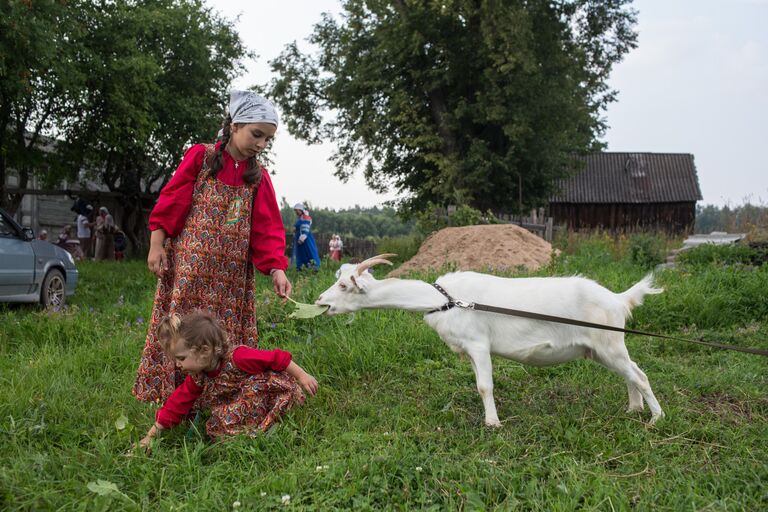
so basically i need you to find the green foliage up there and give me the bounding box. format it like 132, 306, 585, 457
375, 235, 422, 262
0, 0, 90, 211
269, 1, 638, 214
1, 0, 247, 245
449, 204, 483, 227
415, 202, 497, 236
0, 241, 767, 510
280, 201, 415, 239
677, 242, 768, 267
59, 0, 247, 248
627, 233, 665, 269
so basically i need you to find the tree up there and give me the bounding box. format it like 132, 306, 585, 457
269, 0, 637, 214
0, 0, 89, 213
59, 0, 247, 251
279, 199, 415, 238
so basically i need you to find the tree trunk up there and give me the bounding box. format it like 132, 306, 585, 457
119, 196, 151, 256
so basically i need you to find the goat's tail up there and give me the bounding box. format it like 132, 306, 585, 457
619, 273, 664, 312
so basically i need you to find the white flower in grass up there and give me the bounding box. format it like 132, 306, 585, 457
232, 501, 241, 509
260, 492, 267, 497
316, 465, 329, 471
415, 466, 423, 472
281, 494, 291, 505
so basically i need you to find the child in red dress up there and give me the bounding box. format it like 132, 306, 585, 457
139, 312, 317, 447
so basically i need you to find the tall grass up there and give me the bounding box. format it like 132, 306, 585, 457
0, 238, 766, 510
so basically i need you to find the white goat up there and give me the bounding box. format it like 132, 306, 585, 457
316, 255, 665, 427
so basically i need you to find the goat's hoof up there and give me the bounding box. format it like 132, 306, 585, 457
626, 405, 644, 413
647, 411, 665, 427
485, 419, 502, 428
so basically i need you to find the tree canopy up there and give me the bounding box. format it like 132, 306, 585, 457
0, 0, 89, 212
280, 199, 415, 239
2, 0, 246, 249
60, 0, 247, 248
269, 0, 638, 214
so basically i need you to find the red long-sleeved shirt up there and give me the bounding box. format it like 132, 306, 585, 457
148, 143, 288, 274
155, 346, 292, 429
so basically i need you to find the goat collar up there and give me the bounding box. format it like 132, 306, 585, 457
427, 283, 474, 314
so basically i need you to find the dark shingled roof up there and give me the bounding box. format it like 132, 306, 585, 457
551, 153, 703, 203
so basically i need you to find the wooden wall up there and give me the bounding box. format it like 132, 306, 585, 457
548, 201, 696, 234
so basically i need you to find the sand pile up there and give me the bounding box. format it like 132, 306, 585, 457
389, 224, 553, 277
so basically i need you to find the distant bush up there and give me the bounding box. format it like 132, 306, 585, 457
375, 235, 422, 263
415, 203, 499, 236
677, 243, 768, 267
628, 233, 665, 269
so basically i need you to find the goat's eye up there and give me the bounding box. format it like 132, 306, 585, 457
339, 283, 347, 291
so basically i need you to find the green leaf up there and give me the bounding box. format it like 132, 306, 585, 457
87, 479, 120, 496
114, 414, 129, 431
287, 297, 329, 319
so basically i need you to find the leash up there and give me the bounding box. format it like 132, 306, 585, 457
427, 283, 768, 357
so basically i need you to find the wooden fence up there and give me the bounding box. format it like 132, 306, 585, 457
439, 205, 556, 242
495, 212, 555, 242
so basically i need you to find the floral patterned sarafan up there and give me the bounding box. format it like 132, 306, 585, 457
134, 145, 261, 403
194, 349, 305, 438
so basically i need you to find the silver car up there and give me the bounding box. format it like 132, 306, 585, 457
0, 207, 79, 306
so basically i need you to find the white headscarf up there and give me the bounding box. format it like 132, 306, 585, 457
228, 90, 279, 127
293, 202, 309, 216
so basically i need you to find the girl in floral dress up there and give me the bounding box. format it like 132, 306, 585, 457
133, 91, 292, 405
139, 312, 317, 446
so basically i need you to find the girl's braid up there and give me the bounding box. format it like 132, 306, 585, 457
207, 114, 232, 179
208, 114, 263, 188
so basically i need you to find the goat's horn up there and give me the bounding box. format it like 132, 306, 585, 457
360, 253, 397, 264
356, 253, 397, 276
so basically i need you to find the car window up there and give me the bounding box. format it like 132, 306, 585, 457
0, 212, 20, 238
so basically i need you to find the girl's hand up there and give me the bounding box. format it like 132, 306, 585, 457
147, 246, 168, 278
271, 270, 292, 299
297, 372, 319, 396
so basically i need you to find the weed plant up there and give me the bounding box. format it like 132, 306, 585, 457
0, 237, 765, 510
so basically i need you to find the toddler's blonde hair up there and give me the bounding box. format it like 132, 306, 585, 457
156, 311, 227, 358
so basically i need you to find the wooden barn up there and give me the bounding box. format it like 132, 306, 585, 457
548, 152, 703, 234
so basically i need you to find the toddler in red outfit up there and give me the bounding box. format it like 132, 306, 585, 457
139, 312, 317, 448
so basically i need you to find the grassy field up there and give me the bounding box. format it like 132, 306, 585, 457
1, 235, 766, 511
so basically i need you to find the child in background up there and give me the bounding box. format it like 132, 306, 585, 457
329, 234, 343, 261
113, 229, 127, 261
139, 312, 317, 447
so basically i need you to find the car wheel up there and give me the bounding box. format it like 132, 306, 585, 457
41, 269, 66, 307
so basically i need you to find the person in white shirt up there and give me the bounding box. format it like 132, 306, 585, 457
77, 204, 94, 257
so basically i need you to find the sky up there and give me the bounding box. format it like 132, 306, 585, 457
206, 0, 768, 209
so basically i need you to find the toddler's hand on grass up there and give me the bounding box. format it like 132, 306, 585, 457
132, 423, 163, 455
298, 372, 319, 396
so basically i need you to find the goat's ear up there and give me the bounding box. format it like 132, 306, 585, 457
350, 275, 367, 293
